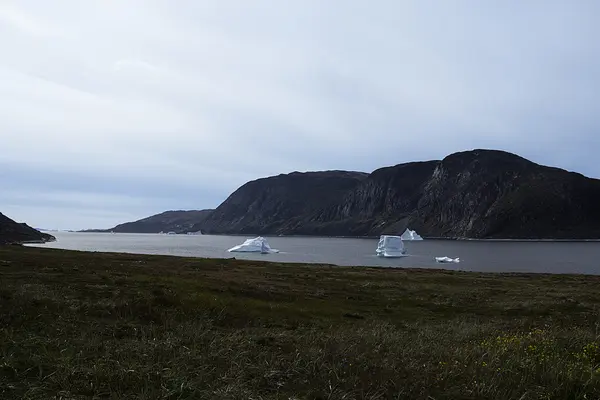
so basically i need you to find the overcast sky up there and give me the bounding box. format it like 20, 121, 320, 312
1, 0, 599, 230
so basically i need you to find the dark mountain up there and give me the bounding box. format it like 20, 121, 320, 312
0, 213, 56, 244
89, 210, 214, 234
299, 161, 440, 236
413, 150, 600, 238
191, 171, 368, 234
195, 150, 600, 239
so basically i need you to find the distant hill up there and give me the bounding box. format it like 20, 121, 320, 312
100, 149, 600, 239
0, 213, 56, 244
86, 210, 214, 234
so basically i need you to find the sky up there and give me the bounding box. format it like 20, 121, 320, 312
1, 0, 599, 230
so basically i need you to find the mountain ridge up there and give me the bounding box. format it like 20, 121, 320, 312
89, 149, 600, 239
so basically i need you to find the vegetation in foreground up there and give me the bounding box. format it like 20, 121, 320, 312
1, 246, 600, 399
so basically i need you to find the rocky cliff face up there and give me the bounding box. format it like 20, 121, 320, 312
302, 161, 440, 236
413, 150, 600, 238
197, 150, 600, 239
0, 213, 56, 244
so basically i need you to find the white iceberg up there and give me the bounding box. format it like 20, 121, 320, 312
400, 228, 423, 241
376, 235, 407, 258
435, 256, 460, 263
228, 237, 279, 254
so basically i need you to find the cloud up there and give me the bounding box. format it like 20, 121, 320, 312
0, 3, 60, 37
1, 0, 599, 229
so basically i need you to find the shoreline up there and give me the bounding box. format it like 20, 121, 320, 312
74, 230, 600, 242
17, 245, 600, 278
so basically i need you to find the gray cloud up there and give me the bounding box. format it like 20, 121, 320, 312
1, 0, 599, 230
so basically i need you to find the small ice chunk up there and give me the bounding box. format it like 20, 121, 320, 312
435, 256, 460, 263
376, 235, 407, 258
400, 228, 423, 241
228, 237, 279, 254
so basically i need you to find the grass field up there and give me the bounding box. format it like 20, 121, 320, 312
1, 246, 600, 399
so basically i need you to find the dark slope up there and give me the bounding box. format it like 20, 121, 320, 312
93, 210, 214, 234
0, 213, 55, 244
196, 150, 600, 239
196, 171, 368, 235
413, 150, 600, 238
302, 161, 440, 236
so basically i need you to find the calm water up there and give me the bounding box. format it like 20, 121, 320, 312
27, 232, 600, 275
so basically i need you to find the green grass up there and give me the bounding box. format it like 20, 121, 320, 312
1, 246, 600, 399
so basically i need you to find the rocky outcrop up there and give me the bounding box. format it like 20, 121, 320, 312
300, 161, 440, 236
412, 150, 600, 238
0, 213, 56, 244
197, 150, 600, 239
89, 210, 214, 234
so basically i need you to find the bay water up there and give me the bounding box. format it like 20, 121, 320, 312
26, 232, 600, 275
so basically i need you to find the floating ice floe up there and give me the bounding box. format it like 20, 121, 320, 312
400, 228, 423, 241
228, 237, 279, 254
376, 235, 407, 258
435, 256, 460, 263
